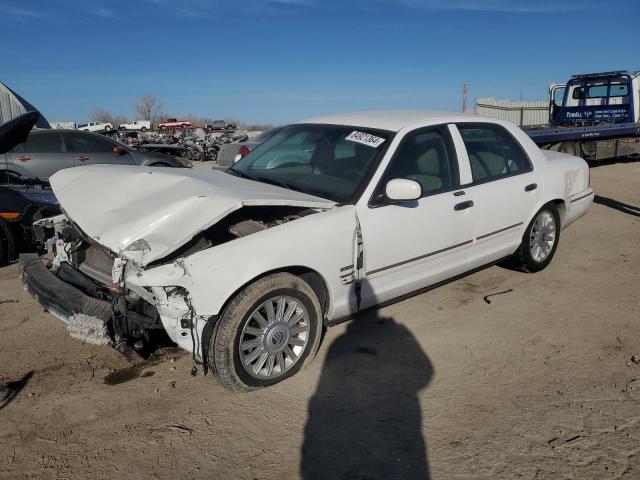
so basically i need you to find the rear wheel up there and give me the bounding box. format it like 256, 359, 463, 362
208, 273, 323, 392
514, 203, 561, 272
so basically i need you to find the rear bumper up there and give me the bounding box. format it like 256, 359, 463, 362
18, 253, 112, 324
564, 189, 594, 229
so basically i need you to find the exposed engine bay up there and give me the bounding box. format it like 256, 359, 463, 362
41, 205, 318, 355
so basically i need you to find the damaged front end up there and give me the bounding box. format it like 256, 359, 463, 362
19, 214, 180, 353
19, 204, 322, 360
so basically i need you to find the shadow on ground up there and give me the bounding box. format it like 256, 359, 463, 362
301, 281, 433, 479
594, 194, 640, 218
0, 370, 33, 410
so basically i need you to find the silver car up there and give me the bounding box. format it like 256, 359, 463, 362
3, 129, 190, 180
216, 126, 284, 167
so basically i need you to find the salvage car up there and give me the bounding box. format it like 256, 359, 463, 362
216, 126, 285, 167
1, 178, 58, 265
78, 121, 113, 132
0, 112, 59, 265
19, 111, 594, 392
118, 120, 151, 132
4, 129, 191, 179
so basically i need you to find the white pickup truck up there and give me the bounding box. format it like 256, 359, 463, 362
78, 121, 113, 132
119, 120, 151, 132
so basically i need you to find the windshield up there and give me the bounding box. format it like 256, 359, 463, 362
228, 124, 392, 203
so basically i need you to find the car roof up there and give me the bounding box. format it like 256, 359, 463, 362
297, 110, 481, 132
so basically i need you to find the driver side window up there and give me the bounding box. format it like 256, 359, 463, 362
380, 125, 459, 197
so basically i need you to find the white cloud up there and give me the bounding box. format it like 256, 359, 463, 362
0, 6, 47, 20
395, 0, 591, 13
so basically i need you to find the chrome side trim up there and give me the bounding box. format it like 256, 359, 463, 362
368, 240, 473, 276
570, 192, 593, 203
476, 222, 523, 240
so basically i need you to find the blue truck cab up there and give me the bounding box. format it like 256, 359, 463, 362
525, 71, 640, 159
551, 71, 639, 126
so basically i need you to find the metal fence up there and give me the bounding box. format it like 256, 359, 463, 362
475, 98, 549, 127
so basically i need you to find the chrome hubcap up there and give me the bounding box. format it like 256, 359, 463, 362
239, 295, 310, 380
530, 211, 556, 263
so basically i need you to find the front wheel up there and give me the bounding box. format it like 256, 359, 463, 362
208, 273, 323, 392
515, 203, 561, 272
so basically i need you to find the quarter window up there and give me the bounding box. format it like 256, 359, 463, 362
379, 126, 459, 196
457, 123, 531, 182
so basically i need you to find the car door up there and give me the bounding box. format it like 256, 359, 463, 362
355, 124, 475, 309
64, 132, 136, 167
453, 122, 540, 268
8, 131, 74, 179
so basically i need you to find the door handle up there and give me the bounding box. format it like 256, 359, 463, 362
525, 183, 537, 192
75, 156, 90, 161
453, 190, 466, 197
16, 156, 30, 161
454, 200, 474, 211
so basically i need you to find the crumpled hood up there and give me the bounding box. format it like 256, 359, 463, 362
50, 165, 334, 265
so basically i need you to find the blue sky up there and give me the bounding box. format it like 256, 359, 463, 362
1, 0, 637, 124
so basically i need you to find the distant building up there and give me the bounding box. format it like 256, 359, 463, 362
0, 81, 50, 128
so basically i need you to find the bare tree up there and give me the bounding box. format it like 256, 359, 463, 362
91, 108, 112, 124
91, 108, 128, 128
134, 95, 163, 125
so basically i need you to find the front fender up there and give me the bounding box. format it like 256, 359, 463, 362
127, 205, 358, 319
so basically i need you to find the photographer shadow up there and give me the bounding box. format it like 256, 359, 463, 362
301, 280, 433, 479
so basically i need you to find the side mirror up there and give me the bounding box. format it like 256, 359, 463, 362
385, 178, 421, 202
113, 146, 126, 155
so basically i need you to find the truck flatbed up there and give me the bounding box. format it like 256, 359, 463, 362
525, 122, 640, 145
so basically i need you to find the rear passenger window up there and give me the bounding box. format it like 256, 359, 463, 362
457, 123, 531, 182
16, 133, 65, 153
66, 133, 114, 153
380, 125, 459, 196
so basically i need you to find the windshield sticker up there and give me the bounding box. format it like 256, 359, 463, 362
345, 131, 385, 148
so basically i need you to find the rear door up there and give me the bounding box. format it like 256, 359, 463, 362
453, 122, 539, 268
8, 131, 74, 179
64, 132, 136, 167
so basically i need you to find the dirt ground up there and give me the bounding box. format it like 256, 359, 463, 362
1, 160, 639, 479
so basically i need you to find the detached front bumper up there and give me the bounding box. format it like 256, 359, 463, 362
18, 253, 113, 344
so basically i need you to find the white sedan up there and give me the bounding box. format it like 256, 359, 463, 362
21, 110, 593, 391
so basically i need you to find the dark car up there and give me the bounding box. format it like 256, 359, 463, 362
0, 179, 59, 265
0, 112, 59, 265
3, 129, 191, 180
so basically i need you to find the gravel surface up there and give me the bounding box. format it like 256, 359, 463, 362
1, 160, 638, 479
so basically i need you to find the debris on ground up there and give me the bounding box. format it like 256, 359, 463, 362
483, 289, 514, 304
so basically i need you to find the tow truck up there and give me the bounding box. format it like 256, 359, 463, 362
524, 71, 640, 160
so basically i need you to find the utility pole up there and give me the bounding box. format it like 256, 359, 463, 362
462, 84, 468, 113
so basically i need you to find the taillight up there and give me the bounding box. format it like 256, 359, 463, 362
238, 145, 251, 157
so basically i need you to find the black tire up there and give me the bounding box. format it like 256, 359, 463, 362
141, 127, 147, 132
558, 142, 577, 156
514, 202, 561, 272
208, 272, 323, 392
0, 219, 16, 266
